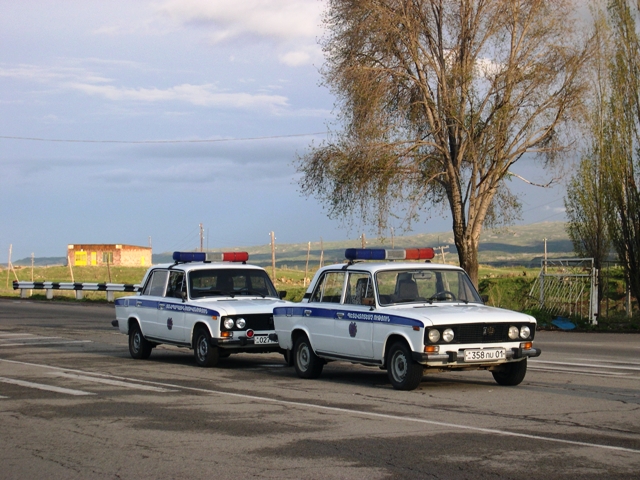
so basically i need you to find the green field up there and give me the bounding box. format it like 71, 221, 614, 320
3, 221, 637, 330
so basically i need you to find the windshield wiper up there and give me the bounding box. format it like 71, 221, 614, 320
239, 288, 266, 298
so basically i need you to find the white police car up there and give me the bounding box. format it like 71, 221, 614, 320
273, 248, 540, 390
114, 251, 289, 367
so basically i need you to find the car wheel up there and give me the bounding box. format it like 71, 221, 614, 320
129, 322, 152, 360
293, 335, 323, 379
387, 341, 423, 390
492, 358, 527, 386
193, 327, 219, 367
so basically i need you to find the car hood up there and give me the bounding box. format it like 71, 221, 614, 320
386, 303, 536, 327
192, 297, 290, 316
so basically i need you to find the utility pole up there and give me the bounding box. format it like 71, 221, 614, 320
31, 252, 34, 282
390, 227, 395, 249
270, 231, 276, 283
6, 244, 11, 287
319, 237, 324, 268
199, 223, 204, 252
304, 241, 311, 287
361, 233, 366, 248
434, 245, 449, 264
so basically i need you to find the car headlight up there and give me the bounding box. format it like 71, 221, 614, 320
223, 317, 235, 329
236, 318, 246, 329
428, 329, 440, 343
442, 328, 454, 343
508, 326, 519, 340
520, 325, 531, 339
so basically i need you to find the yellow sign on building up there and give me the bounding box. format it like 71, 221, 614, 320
75, 251, 87, 266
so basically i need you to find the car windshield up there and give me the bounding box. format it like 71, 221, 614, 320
375, 268, 482, 306
188, 268, 278, 299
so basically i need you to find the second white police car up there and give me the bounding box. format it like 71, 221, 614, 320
273, 248, 541, 390
114, 251, 289, 367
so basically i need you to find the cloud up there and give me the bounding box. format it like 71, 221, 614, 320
66, 82, 289, 110
0, 62, 290, 111
157, 0, 324, 42
279, 45, 324, 67
0, 63, 111, 84
90, 1, 326, 66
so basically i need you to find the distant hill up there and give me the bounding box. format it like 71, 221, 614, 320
10, 221, 574, 269
153, 221, 574, 269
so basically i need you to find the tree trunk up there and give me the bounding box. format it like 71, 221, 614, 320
455, 233, 479, 287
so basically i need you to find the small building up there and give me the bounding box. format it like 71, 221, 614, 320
67, 244, 152, 267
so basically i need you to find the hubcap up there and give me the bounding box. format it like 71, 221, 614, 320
391, 351, 407, 380
133, 332, 141, 352
298, 344, 310, 370
198, 336, 208, 360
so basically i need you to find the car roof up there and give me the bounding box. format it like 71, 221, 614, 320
148, 262, 267, 272
318, 261, 465, 274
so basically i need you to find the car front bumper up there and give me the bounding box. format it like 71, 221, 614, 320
413, 347, 541, 365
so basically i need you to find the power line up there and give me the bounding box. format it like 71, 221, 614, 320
0, 131, 328, 144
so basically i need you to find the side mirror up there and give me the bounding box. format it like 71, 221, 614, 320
481, 294, 489, 304
181, 290, 188, 303
279, 290, 287, 299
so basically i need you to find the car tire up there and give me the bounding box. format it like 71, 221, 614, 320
293, 335, 323, 379
492, 358, 527, 386
129, 322, 152, 360
193, 327, 219, 367
387, 341, 423, 390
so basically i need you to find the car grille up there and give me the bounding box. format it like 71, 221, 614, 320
425, 323, 536, 344
226, 313, 274, 331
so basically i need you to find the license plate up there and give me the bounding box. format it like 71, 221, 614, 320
464, 348, 506, 362
253, 335, 277, 345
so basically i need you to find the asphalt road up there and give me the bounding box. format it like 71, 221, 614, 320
0, 298, 639, 479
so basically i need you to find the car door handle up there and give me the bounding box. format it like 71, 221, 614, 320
304, 309, 312, 317
336, 312, 344, 319
136, 301, 142, 307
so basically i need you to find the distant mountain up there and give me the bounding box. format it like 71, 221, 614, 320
156, 221, 574, 268
10, 221, 575, 269
11, 256, 67, 267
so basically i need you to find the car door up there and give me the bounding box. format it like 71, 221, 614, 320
156, 271, 187, 342
138, 269, 169, 339
332, 272, 374, 359
304, 270, 346, 354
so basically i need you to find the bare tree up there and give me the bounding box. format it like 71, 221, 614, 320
299, 0, 589, 284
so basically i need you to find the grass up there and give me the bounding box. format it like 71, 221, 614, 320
1, 262, 637, 332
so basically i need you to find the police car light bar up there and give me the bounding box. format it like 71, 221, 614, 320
344, 248, 435, 261
173, 251, 250, 263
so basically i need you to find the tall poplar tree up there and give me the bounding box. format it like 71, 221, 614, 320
565, 5, 610, 308
602, 0, 640, 306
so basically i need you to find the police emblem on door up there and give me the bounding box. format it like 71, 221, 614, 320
349, 321, 357, 338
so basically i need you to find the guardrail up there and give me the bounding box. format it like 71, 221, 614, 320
12, 281, 140, 302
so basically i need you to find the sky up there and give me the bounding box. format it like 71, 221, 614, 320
0, 0, 569, 263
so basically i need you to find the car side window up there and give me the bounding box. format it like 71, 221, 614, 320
309, 271, 345, 303
166, 271, 185, 299
142, 270, 169, 297
344, 273, 374, 305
